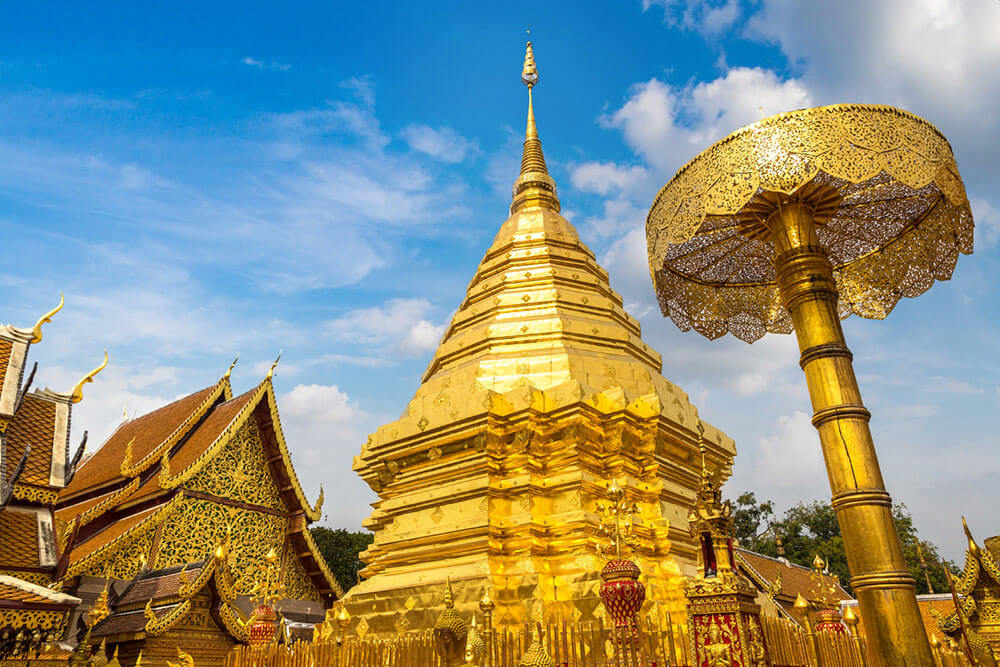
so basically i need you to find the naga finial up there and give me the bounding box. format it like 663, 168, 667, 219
30, 293, 64, 343
225, 353, 239, 379
314, 485, 325, 515
267, 351, 281, 380
963, 516, 982, 559
120, 437, 136, 477
158, 450, 171, 488
70, 350, 108, 403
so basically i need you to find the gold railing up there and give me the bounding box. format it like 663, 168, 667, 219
224, 631, 442, 667
223, 615, 976, 667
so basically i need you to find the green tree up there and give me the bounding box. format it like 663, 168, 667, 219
730, 495, 954, 594
310, 527, 374, 594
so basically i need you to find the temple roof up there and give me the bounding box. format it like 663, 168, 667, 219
1, 299, 99, 503
736, 547, 851, 625
91, 557, 249, 642
58, 372, 341, 600
61, 380, 231, 502
0, 575, 80, 606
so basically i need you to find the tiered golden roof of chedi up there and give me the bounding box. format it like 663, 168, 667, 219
56, 361, 342, 610
348, 42, 736, 635
0, 297, 90, 653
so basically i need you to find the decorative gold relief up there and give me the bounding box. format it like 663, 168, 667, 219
185, 418, 283, 510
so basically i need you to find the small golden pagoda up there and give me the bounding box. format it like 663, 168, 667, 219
347, 42, 735, 634
56, 359, 342, 663
0, 297, 95, 656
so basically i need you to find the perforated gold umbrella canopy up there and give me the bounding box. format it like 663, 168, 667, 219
646, 104, 974, 343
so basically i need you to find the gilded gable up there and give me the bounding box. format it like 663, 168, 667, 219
184, 417, 284, 511
282, 541, 321, 602
153, 498, 321, 601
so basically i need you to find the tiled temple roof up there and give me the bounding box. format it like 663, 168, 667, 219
62, 380, 230, 502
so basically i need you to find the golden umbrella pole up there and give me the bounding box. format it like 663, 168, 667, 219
645, 104, 975, 666
768, 193, 928, 663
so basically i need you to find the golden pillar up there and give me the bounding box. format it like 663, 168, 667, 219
767, 199, 926, 660
645, 104, 975, 666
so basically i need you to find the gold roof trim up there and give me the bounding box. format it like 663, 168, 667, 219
144, 599, 191, 637
117, 375, 233, 484
296, 515, 345, 598
30, 293, 64, 344
263, 384, 327, 523
70, 351, 108, 404
157, 382, 269, 490
66, 497, 181, 578
76, 477, 141, 527
154, 377, 326, 524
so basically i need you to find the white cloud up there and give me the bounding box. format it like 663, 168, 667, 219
340, 75, 376, 109
744, 411, 826, 493
400, 124, 478, 163
277, 384, 377, 528
581, 198, 647, 240
972, 198, 1000, 250
570, 162, 651, 197
242, 56, 291, 71
282, 383, 361, 423
603, 68, 811, 174
642, 0, 743, 37
931, 377, 983, 396
745, 0, 1000, 195
324, 298, 445, 357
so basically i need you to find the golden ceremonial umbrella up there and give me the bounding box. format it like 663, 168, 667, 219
645, 104, 973, 666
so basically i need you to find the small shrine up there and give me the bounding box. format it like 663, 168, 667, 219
85, 547, 249, 666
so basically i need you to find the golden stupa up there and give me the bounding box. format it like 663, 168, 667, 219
345, 42, 735, 635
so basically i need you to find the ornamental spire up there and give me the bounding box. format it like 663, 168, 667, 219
511, 40, 560, 214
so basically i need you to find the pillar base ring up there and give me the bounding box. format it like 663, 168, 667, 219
811, 404, 871, 428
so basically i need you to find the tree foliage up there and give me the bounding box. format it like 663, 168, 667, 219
731, 492, 955, 594
309, 527, 374, 594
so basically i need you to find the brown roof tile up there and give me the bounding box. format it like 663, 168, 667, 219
115, 563, 207, 607
56, 491, 113, 524
0, 575, 80, 605
0, 581, 51, 604
122, 389, 258, 507
0, 511, 40, 569
68, 505, 163, 567
92, 608, 164, 637
64, 384, 220, 497
5, 394, 57, 487
165, 391, 255, 475
737, 548, 851, 604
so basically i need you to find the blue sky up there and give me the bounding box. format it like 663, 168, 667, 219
3, 1, 998, 561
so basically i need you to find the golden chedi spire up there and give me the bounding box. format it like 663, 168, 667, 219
511, 41, 559, 214
349, 38, 734, 636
